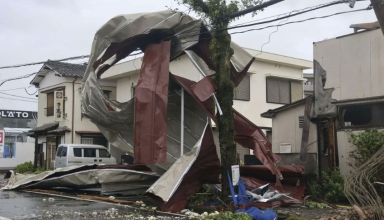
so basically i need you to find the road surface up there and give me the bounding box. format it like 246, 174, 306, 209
0, 190, 185, 220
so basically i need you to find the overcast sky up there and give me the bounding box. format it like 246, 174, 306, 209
0, 0, 377, 112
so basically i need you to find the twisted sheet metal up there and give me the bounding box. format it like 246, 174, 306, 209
344, 146, 384, 219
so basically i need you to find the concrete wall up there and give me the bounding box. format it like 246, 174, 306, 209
271, 104, 317, 154
314, 29, 384, 101
0, 142, 34, 170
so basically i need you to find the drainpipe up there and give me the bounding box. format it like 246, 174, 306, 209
72, 77, 77, 143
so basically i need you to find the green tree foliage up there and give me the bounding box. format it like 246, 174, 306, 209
349, 130, 384, 168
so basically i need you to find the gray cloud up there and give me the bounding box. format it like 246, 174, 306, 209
0, 0, 376, 111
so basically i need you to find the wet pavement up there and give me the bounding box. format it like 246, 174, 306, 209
0, 190, 187, 220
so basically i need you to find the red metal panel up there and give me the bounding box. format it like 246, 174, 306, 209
134, 41, 171, 164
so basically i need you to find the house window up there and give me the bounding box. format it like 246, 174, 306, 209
266, 78, 303, 104
103, 90, 111, 98
299, 116, 304, 128
266, 131, 272, 142
46, 92, 54, 116
339, 103, 384, 128
81, 137, 94, 145
234, 74, 250, 101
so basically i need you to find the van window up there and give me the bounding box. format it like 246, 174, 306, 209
56, 147, 63, 157
99, 149, 110, 158
84, 148, 96, 157
73, 148, 82, 157
61, 147, 67, 157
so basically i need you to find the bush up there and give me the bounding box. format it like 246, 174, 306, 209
349, 130, 384, 198
14, 161, 34, 173
308, 168, 348, 204
349, 130, 384, 168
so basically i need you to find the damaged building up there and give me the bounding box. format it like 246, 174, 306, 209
262, 22, 384, 176
76, 11, 306, 211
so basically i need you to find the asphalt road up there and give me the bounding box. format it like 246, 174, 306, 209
0, 190, 186, 220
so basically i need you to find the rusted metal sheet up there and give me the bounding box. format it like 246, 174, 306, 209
300, 95, 313, 162
134, 41, 171, 164
233, 110, 282, 179
191, 76, 216, 102
172, 75, 282, 179
149, 125, 221, 212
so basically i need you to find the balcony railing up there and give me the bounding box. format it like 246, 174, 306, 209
45, 107, 54, 116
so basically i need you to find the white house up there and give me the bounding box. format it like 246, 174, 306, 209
313, 24, 384, 175
29, 60, 118, 169
102, 47, 312, 161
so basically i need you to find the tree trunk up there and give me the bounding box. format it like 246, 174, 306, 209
211, 26, 237, 200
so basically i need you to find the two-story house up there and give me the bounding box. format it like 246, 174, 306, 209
260, 22, 384, 176
101, 47, 312, 162
28, 60, 117, 169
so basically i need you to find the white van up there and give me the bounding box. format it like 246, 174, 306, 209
54, 144, 117, 169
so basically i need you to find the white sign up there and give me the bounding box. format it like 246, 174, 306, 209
54, 91, 64, 122
231, 165, 240, 186
280, 143, 292, 153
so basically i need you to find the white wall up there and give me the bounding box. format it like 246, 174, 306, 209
0, 142, 34, 170
271, 104, 317, 154
113, 54, 307, 129
36, 75, 116, 145
314, 29, 384, 101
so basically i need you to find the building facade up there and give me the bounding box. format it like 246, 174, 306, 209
304, 73, 314, 97
102, 47, 312, 162
29, 61, 117, 169
314, 26, 384, 175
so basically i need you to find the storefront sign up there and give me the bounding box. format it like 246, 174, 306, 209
54, 91, 64, 122
0, 110, 36, 119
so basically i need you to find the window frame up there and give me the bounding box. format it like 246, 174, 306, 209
234, 74, 251, 101
83, 148, 97, 158
61, 147, 67, 157
266, 77, 303, 105
73, 148, 82, 157
46, 92, 54, 116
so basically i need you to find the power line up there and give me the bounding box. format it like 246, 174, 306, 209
165, 0, 370, 41
0, 91, 38, 100
229, 7, 369, 35
0, 55, 89, 70
0, 96, 38, 103
0, 85, 34, 92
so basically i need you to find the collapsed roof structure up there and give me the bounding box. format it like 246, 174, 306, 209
79, 10, 298, 212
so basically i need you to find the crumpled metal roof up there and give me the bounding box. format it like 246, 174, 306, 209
47, 126, 71, 134
29, 122, 58, 133
45, 60, 87, 78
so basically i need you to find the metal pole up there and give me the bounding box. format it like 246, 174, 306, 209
180, 88, 184, 157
